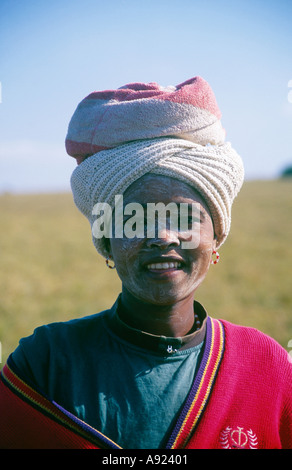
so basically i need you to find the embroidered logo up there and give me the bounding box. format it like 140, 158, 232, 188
219, 426, 258, 449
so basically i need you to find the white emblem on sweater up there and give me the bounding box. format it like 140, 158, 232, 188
219, 426, 258, 449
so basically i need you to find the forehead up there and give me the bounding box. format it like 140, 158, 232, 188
123, 174, 207, 207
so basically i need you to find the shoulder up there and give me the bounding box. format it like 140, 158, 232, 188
220, 318, 289, 358
21, 309, 109, 347
220, 318, 292, 377
11, 309, 111, 378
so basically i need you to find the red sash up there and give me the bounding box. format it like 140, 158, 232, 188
0, 359, 121, 449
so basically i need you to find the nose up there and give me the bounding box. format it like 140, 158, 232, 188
146, 228, 180, 249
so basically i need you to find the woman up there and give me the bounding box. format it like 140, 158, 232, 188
1, 77, 291, 449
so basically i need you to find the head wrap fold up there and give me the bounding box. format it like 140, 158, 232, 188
66, 77, 244, 257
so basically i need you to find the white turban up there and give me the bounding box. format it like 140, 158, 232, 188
66, 77, 244, 257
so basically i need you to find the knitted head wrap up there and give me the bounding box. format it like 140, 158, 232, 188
66, 76, 244, 258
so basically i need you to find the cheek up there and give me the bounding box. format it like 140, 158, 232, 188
110, 238, 141, 278
111, 238, 153, 301
186, 231, 215, 281
198, 220, 216, 254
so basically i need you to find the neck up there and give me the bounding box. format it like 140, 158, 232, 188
119, 287, 196, 337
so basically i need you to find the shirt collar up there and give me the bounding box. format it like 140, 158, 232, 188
106, 295, 207, 355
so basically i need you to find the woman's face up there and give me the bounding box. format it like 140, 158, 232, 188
108, 174, 216, 306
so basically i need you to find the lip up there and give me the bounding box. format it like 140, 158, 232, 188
142, 255, 184, 267
142, 255, 185, 278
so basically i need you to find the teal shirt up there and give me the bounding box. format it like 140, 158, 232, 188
11, 298, 206, 449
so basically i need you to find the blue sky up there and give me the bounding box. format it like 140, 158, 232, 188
0, 0, 292, 192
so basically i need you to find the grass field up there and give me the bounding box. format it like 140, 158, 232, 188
1, 179, 292, 366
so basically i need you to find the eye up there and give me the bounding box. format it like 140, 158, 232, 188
178, 208, 201, 231
188, 214, 201, 226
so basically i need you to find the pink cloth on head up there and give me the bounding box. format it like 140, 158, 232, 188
65, 77, 225, 164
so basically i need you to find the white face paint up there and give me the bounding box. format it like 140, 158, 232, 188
109, 174, 216, 306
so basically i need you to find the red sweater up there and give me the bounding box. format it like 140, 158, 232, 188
1, 318, 291, 449
180, 319, 292, 449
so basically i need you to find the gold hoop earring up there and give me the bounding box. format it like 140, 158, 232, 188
105, 255, 116, 269
211, 250, 220, 265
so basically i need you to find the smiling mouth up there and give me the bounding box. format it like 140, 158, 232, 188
146, 261, 182, 271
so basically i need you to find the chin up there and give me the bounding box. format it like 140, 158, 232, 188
133, 285, 194, 307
